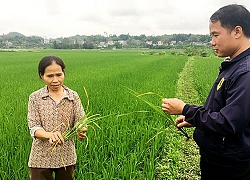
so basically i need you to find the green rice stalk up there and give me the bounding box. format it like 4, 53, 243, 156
127, 88, 190, 141
146, 129, 165, 143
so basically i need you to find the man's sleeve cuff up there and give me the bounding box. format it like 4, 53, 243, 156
182, 104, 191, 115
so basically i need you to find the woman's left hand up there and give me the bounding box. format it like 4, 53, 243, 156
78, 131, 87, 141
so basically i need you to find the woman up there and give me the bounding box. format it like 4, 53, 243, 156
27, 55, 86, 180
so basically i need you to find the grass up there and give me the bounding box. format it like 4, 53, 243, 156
0, 49, 219, 179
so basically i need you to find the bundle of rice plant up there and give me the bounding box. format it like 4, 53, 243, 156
50, 87, 100, 149
49, 87, 110, 168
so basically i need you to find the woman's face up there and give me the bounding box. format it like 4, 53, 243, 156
41, 61, 65, 92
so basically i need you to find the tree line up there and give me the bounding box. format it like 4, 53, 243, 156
0, 32, 211, 49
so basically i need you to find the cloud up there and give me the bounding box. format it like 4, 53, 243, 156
0, 0, 250, 38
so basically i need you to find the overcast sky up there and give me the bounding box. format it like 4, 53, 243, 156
1, 0, 249, 38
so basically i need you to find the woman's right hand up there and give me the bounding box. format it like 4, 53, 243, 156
48, 131, 64, 146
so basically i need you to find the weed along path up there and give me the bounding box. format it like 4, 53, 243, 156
176, 57, 201, 105
156, 57, 201, 180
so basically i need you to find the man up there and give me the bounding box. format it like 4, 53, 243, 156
162, 4, 250, 180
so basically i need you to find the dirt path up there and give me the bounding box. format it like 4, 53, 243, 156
175, 56, 201, 179
156, 57, 201, 180
176, 57, 201, 104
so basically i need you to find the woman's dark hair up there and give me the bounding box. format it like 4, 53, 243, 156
38, 55, 66, 79
210, 4, 250, 38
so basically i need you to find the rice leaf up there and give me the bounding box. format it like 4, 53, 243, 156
127, 87, 190, 141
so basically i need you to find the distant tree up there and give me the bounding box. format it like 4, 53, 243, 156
109, 34, 118, 41
187, 34, 200, 43
73, 40, 80, 49
113, 42, 122, 49
0, 31, 212, 50
82, 42, 94, 49
172, 33, 189, 43
119, 34, 130, 41
52, 40, 58, 49
200, 34, 211, 43
0, 37, 4, 48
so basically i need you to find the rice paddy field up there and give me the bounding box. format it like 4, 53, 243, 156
0, 49, 222, 179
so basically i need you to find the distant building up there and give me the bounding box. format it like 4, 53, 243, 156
107, 40, 114, 45
170, 41, 176, 45
5, 41, 13, 47
157, 41, 163, 45
190, 42, 204, 45
99, 42, 106, 47
118, 40, 127, 45
43, 38, 50, 44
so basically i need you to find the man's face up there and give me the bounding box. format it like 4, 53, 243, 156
209, 21, 236, 59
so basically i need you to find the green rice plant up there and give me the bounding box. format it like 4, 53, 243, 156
127, 88, 190, 141
193, 56, 222, 103
0, 49, 191, 179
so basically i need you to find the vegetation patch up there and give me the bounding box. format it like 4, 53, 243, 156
0, 50, 219, 179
